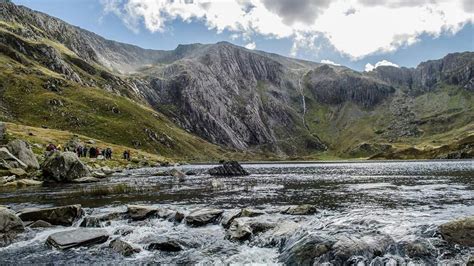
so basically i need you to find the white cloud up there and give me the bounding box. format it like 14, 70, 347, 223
365, 59, 399, 71
321, 59, 341, 66
245, 42, 256, 49
102, 0, 473, 59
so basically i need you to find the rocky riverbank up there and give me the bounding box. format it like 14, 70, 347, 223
0, 203, 472, 264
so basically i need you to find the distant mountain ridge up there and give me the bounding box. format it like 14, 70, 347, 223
0, 1, 473, 159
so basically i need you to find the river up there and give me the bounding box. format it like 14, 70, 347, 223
0, 160, 473, 264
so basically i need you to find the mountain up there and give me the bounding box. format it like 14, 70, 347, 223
0, 2, 473, 160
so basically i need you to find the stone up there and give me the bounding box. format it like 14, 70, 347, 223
439, 216, 474, 247
41, 152, 91, 182
281, 205, 318, 215
101, 166, 114, 175
109, 238, 140, 257
73, 176, 101, 183
221, 209, 241, 228
0, 147, 27, 170
174, 211, 185, 223
185, 208, 224, 226
240, 208, 265, 217
126, 205, 158, 221
0, 208, 24, 247
92, 171, 107, 178
46, 228, 109, 250
6, 139, 40, 170
4, 179, 43, 187
210, 179, 225, 189
169, 168, 186, 181
398, 239, 436, 260
28, 220, 52, 228
209, 161, 249, 176
8, 168, 27, 178
80, 212, 125, 227
226, 218, 276, 241
148, 239, 184, 252
18, 204, 83, 226
0, 175, 15, 185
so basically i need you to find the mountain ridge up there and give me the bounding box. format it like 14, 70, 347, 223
0, 1, 473, 159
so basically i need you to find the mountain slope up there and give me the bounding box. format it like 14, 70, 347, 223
0, 1, 473, 159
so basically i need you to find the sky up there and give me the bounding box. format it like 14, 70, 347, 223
12, 0, 474, 71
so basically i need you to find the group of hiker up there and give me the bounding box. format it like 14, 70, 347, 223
46, 143, 131, 161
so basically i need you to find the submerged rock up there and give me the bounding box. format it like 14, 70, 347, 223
18, 204, 83, 226
109, 238, 140, 257
221, 209, 242, 229
208, 161, 249, 176
169, 168, 186, 181
46, 228, 109, 250
148, 239, 184, 252
185, 208, 224, 226
0, 209, 25, 247
6, 139, 40, 170
41, 152, 90, 182
281, 205, 318, 215
240, 208, 266, 217
439, 216, 474, 247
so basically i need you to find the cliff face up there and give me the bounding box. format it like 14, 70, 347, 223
1, 1, 473, 158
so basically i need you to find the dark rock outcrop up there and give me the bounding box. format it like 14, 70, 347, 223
208, 161, 249, 176
439, 216, 474, 247
18, 204, 83, 226
46, 228, 109, 250
41, 152, 90, 182
147, 239, 184, 252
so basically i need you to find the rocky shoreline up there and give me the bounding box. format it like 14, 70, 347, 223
0, 204, 472, 264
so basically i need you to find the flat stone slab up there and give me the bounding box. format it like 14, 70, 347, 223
185, 208, 223, 226
46, 228, 109, 250
18, 204, 83, 226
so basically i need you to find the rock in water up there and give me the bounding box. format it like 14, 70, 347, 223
226, 218, 276, 241
148, 239, 184, 252
46, 228, 109, 250
281, 205, 318, 215
0, 147, 27, 170
126, 205, 158, 221
0, 209, 25, 247
109, 238, 140, 256
18, 204, 83, 226
185, 208, 224, 226
439, 216, 474, 247
6, 139, 40, 170
41, 152, 90, 182
208, 161, 249, 176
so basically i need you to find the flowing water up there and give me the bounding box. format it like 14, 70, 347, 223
0, 160, 473, 264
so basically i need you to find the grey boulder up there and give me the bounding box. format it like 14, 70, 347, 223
0, 208, 25, 247
439, 216, 474, 247
0, 147, 27, 170
109, 238, 140, 256
208, 161, 249, 176
6, 139, 40, 170
46, 228, 109, 250
41, 152, 90, 182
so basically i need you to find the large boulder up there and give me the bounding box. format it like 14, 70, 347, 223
185, 208, 224, 226
46, 228, 109, 250
41, 152, 90, 182
439, 216, 474, 247
208, 161, 249, 176
0, 208, 25, 247
0, 147, 27, 170
6, 140, 40, 170
18, 204, 83, 226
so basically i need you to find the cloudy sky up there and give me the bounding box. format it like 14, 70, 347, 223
13, 0, 474, 71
